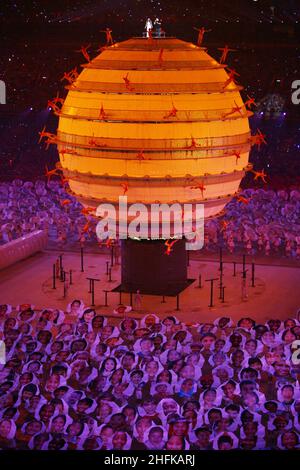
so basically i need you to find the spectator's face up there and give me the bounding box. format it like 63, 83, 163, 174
181, 379, 193, 394
26, 421, 42, 435
28, 362, 40, 372
265, 352, 278, 365
204, 391, 216, 403
241, 383, 256, 395
183, 410, 196, 422
180, 365, 195, 380
163, 319, 175, 329
83, 311, 94, 322
56, 351, 69, 361
22, 390, 34, 401
100, 427, 113, 444
20, 373, 32, 386
122, 319, 134, 330
166, 435, 183, 450
216, 368, 229, 382
96, 344, 106, 357
72, 341, 85, 352
218, 418, 231, 431
219, 318, 229, 329
274, 362, 290, 377
0, 420, 11, 438
69, 422, 82, 436
175, 331, 186, 343
0, 305, 7, 317
282, 432, 298, 449
46, 374, 60, 392
134, 328, 149, 338
104, 359, 115, 372
240, 438, 256, 449
172, 421, 188, 436
268, 320, 281, 332
145, 316, 156, 327
5, 319, 16, 329
232, 351, 244, 366
244, 393, 257, 408
110, 415, 125, 430
111, 369, 124, 384
26, 343, 37, 353
77, 324, 88, 335
20, 324, 30, 334
264, 402, 277, 413
282, 387, 294, 401
114, 383, 128, 395
262, 332, 275, 346
51, 416, 65, 433
112, 432, 127, 449
245, 341, 256, 355
102, 326, 113, 338
283, 330, 296, 343
196, 431, 210, 447
202, 324, 213, 334
92, 316, 103, 328
146, 361, 158, 377
68, 392, 82, 406
85, 332, 96, 344
136, 419, 151, 437
239, 319, 253, 330
285, 319, 296, 329
28, 396, 40, 411
152, 324, 162, 333
156, 384, 168, 396
83, 438, 98, 450
230, 335, 242, 347
158, 370, 170, 383
131, 373, 143, 386
149, 430, 163, 446
250, 361, 261, 371
143, 402, 156, 415
255, 326, 267, 339
40, 405, 55, 422
141, 339, 152, 353
244, 422, 257, 437
124, 408, 135, 423
77, 401, 89, 413
226, 408, 239, 419
20, 311, 32, 321
71, 301, 81, 312
215, 340, 225, 351
153, 336, 162, 348
242, 370, 257, 381
219, 441, 232, 450
202, 336, 215, 350
162, 401, 177, 415
274, 416, 288, 430
34, 433, 48, 448
98, 403, 112, 419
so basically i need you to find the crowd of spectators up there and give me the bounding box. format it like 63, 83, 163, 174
0, 303, 300, 450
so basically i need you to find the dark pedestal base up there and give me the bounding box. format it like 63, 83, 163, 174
119, 238, 190, 295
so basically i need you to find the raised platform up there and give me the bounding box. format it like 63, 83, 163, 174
0, 249, 299, 323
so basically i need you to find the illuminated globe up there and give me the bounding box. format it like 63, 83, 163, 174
57, 36, 252, 221
56, 35, 252, 293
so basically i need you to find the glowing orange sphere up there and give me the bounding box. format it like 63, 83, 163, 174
57, 37, 251, 219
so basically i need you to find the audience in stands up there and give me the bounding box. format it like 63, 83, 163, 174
0, 302, 299, 450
